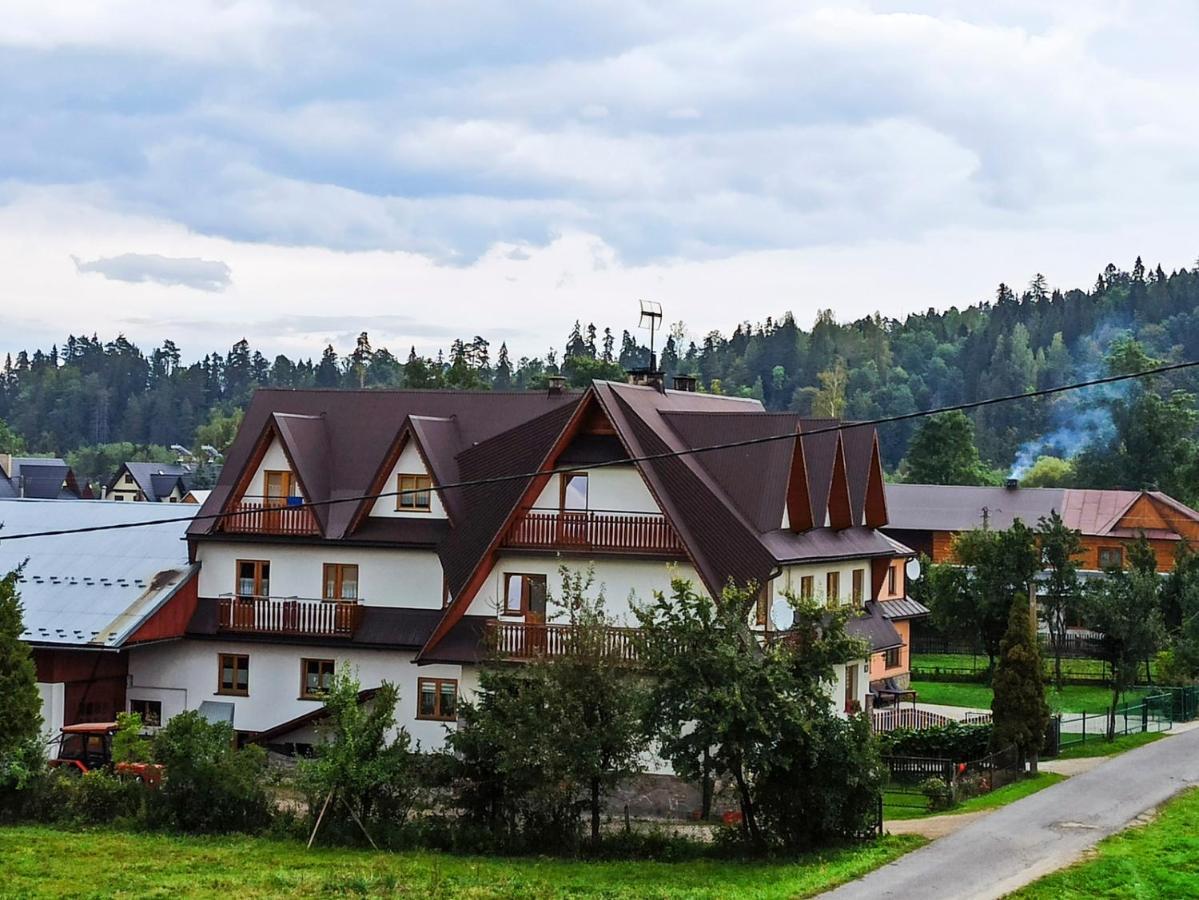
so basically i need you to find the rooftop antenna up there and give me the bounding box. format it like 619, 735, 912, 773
638, 299, 663, 370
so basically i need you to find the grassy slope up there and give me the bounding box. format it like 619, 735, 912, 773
1011, 787, 1199, 898
909, 680, 1144, 714
0, 827, 923, 900
884, 773, 1063, 821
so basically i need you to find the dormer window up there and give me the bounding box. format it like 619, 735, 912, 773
397, 474, 432, 511
263, 470, 295, 506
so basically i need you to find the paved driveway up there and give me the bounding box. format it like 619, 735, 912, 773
822, 726, 1199, 899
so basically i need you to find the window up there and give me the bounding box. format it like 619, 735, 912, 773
301, 659, 335, 699
397, 474, 432, 511
799, 575, 814, 600
560, 472, 589, 510
113, 495, 124, 501
1099, 547, 1124, 570
883, 647, 902, 669
236, 560, 270, 599
218, 654, 249, 696
323, 563, 359, 601
844, 662, 858, 709
755, 580, 773, 627
887, 563, 898, 597
826, 571, 841, 605
504, 573, 547, 618
263, 470, 295, 505
417, 677, 458, 721
129, 698, 162, 727
851, 569, 864, 606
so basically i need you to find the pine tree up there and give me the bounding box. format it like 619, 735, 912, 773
0, 569, 42, 759
991, 593, 1049, 773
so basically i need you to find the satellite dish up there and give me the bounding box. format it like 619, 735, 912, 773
770, 599, 794, 631
905, 557, 922, 582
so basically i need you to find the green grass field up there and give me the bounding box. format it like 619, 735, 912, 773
883, 772, 1063, 821
911, 653, 1115, 682
1054, 731, 1166, 760
909, 680, 1145, 714
0, 826, 924, 899
1011, 787, 1199, 898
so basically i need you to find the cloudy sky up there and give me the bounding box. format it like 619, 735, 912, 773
3, 1, 1199, 362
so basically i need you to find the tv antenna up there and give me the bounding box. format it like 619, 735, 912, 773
638, 299, 663, 370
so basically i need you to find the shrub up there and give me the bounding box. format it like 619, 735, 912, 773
112, 712, 150, 764
151, 711, 271, 833
64, 770, 144, 825
919, 777, 954, 811
879, 722, 992, 761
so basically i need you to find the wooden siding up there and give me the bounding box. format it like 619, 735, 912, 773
124, 574, 199, 644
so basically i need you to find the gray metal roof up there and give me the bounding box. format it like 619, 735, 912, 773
0, 499, 197, 648
878, 597, 931, 620
884, 483, 1065, 533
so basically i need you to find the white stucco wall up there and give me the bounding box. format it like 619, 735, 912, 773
369, 442, 448, 519
127, 639, 465, 751
780, 559, 873, 607
195, 542, 444, 608
530, 465, 659, 514
36, 682, 65, 744
246, 438, 300, 500
465, 553, 702, 623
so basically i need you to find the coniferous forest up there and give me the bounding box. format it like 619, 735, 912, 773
4, 256, 1199, 494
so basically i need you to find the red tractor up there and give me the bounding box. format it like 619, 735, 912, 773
48, 722, 163, 785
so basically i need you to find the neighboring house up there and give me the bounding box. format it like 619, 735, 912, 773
126, 379, 917, 749
0, 454, 86, 500
0, 500, 199, 737
182, 489, 211, 505
106, 462, 193, 503
885, 482, 1199, 573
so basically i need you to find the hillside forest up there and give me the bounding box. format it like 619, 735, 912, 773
3, 256, 1199, 498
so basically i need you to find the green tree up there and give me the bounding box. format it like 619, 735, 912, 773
1037, 512, 1084, 688
1084, 536, 1165, 738
900, 411, 1001, 485
0, 569, 41, 760
297, 671, 414, 838
991, 594, 1050, 772
0, 419, 25, 454
1020, 455, 1074, 488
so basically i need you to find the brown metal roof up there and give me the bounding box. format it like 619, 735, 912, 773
846, 601, 904, 653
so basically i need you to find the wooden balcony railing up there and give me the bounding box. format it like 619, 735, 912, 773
503, 509, 686, 555
217, 596, 362, 637
487, 620, 641, 662
220, 500, 320, 536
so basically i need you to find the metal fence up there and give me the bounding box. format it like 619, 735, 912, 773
1045, 692, 1174, 755
1133, 685, 1199, 723
913, 633, 1106, 659
882, 745, 1020, 814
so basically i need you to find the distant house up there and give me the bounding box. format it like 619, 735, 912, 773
106, 462, 193, 503
0, 500, 200, 735
181, 488, 211, 505
0, 454, 85, 500
884, 482, 1199, 573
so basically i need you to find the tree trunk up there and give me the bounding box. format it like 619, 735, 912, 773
1029, 750, 1039, 775
590, 777, 601, 846
1145, 656, 1153, 685
1108, 681, 1120, 741
730, 760, 761, 847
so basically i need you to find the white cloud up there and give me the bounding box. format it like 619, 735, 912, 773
73, 253, 232, 291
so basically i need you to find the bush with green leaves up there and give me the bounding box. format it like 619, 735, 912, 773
919, 777, 954, 811
296, 671, 416, 845
63, 769, 144, 825
150, 710, 271, 833
112, 712, 150, 764
878, 722, 993, 761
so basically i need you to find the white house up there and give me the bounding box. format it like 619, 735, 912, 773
124, 378, 915, 750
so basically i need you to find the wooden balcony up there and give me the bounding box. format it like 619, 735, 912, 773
220, 500, 320, 536
217, 596, 362, 637
487, 620, 641, 662
503, 509, 686, 556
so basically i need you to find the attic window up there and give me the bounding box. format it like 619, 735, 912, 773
397, 474, 432, 511
1099, 547, 1124, 570
263, 470, 295, 505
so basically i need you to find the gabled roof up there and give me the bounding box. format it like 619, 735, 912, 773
0, 457, 82, 500
1, 499, 198, 647
111, 462, 193, 502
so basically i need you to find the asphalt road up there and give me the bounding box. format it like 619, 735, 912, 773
822, 726, 1199, 899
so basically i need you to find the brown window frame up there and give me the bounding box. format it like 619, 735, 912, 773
217, 654, 249, 697
397, 474, 433, 511
826, 571, 841, 605
263, 469, 295, 505
755, 580, 772, 627
322, 563, 359, 601
851, 569, 864, 606
417, 677, 458, 721
559, 471, 589, 511
883, 647, 902, 669
503, 572, 548, 618
300, 658, 335, 699
1099, 546, 1124, 570
236, 559, 270, 600
887, 563, 898, 597
799, 575, 814, 600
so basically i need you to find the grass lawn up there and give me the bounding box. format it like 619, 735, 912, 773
1054, 731, 1166, 760
912, 653, 1114, 681
909, 680, 1146, 714
1011, 786, 1199, 898
0, 826, 924, 899
883, 772, 1063, 821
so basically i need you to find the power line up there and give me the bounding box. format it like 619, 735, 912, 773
2, 357, 1195, 543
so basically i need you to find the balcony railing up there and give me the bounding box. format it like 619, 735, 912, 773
503, 509, 686, 555
487, 620, 641, 662
219, 499, 320, 536
216, 596, 362, 637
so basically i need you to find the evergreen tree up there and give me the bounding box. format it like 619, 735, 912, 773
901, 411, 1000, 485
1036, 511, 1083, 688
0, 569, 42, 759
991, 593, 1050, 772
314, 345, 340, 388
